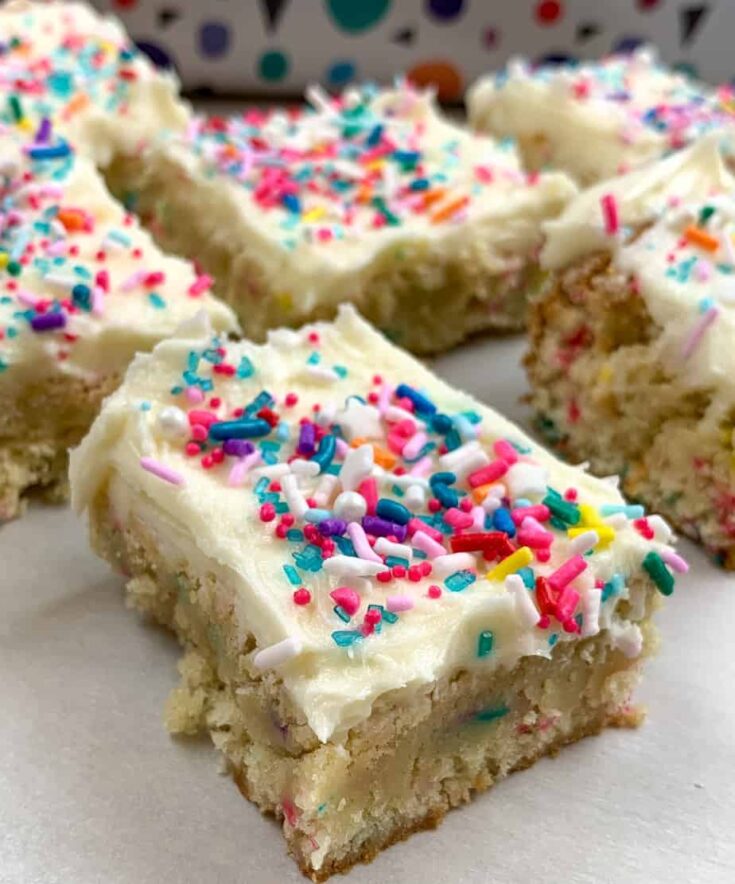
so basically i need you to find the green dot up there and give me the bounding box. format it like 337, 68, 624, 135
326, 0, 391, 32
258, 50, 289, 81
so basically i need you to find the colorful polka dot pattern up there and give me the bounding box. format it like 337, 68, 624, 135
106, 0, 727, 95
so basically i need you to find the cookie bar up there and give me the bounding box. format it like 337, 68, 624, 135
0, 0, 189, 167
527, 136, 735, 565
0, 124, 237, 520
468, 47, 735, 186
106, 83, 576, 353
70, 305, 683, 879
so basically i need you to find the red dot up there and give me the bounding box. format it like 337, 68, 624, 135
293, 588, 311, 606
535, 0, 563, 25
428, 585, 442, 599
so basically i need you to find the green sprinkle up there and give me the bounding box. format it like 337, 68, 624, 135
642, 551, 675, 596
543, 492, 581, 526
474, 704, 509, 723
477, 630, 494, 658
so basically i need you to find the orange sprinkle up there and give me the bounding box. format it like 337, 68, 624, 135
430, 195, 470, 224
421, 188, 447, 209
62, 93, 90, 120
471, 483, 493, 504
57, 208, 87, 232
684, 225, 720, 252
372, 446, 397, 469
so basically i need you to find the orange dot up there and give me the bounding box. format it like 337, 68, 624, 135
407, 59, 463, 101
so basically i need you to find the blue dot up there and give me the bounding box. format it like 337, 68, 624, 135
614, 35, 646, 54
199, 21, 230, 58
327, 60, 356, 86
134, 40, 174, 70
426, 0, 465, 20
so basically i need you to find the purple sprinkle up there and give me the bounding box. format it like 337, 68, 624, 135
318, 518, 347, 536
31, 312, 66, 332
35, 117, 52, 144
297, 422, 316, 456
362, 515, 408, 542
223, 438, 256, 457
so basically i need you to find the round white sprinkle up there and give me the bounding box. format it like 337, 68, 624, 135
334, 490, 367, 522
157, 406, 189, 439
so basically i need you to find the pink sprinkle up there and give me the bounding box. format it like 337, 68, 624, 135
493, 439, 519, 465
681, 306, 719, 360
511, 504, 550, 526
444, 508, 474, 529
347, 521, 383, 563
470, 505, 485, 530
357, 477, 378, 515
409, 456, 433, 478
121, 269, 146, 292
330, 587, 360, 616
517, 516, 554, 549
411, 529, 447, 559
185, 387, 206, 404
45, 239, 67, 257
91, 285, 105, 316
188, 273, 213, 297
140, 457, 184, 486
694, 260, 713, 282
408, 518, 443, 543
377, 382, 393, 415
468, 459, 508, 488
386, 594, 414, 613
228, 451, 261, 486
16, 289, 40, 307
556, 585, 581, 622
660, 549, 689, 574
402, 431, 428, 461
600, 193, 619, 236
548, 555, 587, 593
334, 437, 350, 458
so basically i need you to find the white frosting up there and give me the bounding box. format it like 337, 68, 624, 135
0, 129, 237, 388
140, 84, 576, 317
70, 306, 678, 742
468, 48, 735, 184
542, 137, 735, 412
0, 0, 190, 165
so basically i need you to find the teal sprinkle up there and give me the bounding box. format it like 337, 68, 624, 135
170, 385, 183, 395
444, 428, 462, 451
477, 630, 494, 658
331, 630, 362, 648
385, 555, 409, 568
307, 351, 321, 365
381, 608, 399, 624
304, 508, 333, 523
237, 356, 255, 378
333, 536, 356, 556
333, 606, 351, 623
391, 484, 405, 498
599, 504, 644, 518
333, 365, 348, 378
445, 570, 476, 592
259, 492, 280, 504
474, 705, 509, 723
138, 401, 151, 412
699, 296, 715, 313
543, 492, 580, 525
260, 440, 280, 451
286, 529, 304, 543
517, 567, 535, 589
254, 477, 269, 497
276, 422, 290, 442
0, 358, 7, 374
548, 634, 559, 647
148, 292, 166, 309
293, 544, 323, 571
601, 573, 624, 602
106, 230, 132, 248
317, 803, 327, 815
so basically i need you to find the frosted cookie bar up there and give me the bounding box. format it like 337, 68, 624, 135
0, 125, 237, 520
526, 136, 735, 566
468, 48, 735, 186
109, 83, 575, 353
70, 305, 682, 879
0, 0, 189, 167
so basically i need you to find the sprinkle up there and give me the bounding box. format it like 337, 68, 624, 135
660, 548, 689, 573
580, 588, 602, 638
346, 521, 383, 562
486, 547, 533, 583
683, 224, 720, 252
386, 594, 414, 613
330, 587, 360, 616
600, 193, 619, 236
323, 556, 386, 578
548, 555, 587, 592
642, 551, 675, 595
476, 630, 494, 658
139, 457, 184, 486
253, 636, 303, 669
506, 574, 540, 628
681, 305, 719, 360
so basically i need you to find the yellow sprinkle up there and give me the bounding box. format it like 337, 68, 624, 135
0, 253, 8, 268
366, 159, 385, 171
486, 547, 533, 583
597, 362, 613, 384
578, 503, 604, 528
568, 524, 616, 547
303, 207, 326, 223
17, 118, 33, 132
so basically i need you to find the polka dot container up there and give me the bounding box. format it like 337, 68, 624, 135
99, 0, 731, 98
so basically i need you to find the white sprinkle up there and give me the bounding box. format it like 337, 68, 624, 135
506, 574, 540, 628
603, 513, 628, 530
404, 483, 427, 509
470, 505, 485, 530
439, 440, 482, 471
313, 474, 339, 508
568, 530, 599, 556
504, 463, 548, 498
281, 473, 309, 520
157, 406, 189, 439
402, 431, 428, 461
432, 553, 476, 578
306, 365, 340, 383
448, 448, 490, 480
290, 458, 320, 478
580, 588, 602, 638
339, 443, 374, 491
481, 485, 505, 513
647, 515, 672, 543
251, 463, 291, 481
333, 490, 367, 522
253, 636, 303, 670
335, 400, 382, 441
610, 621, 643, 659
385, 404, 415, 423
375, 537, 412, 560
323, 556, 386, 578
